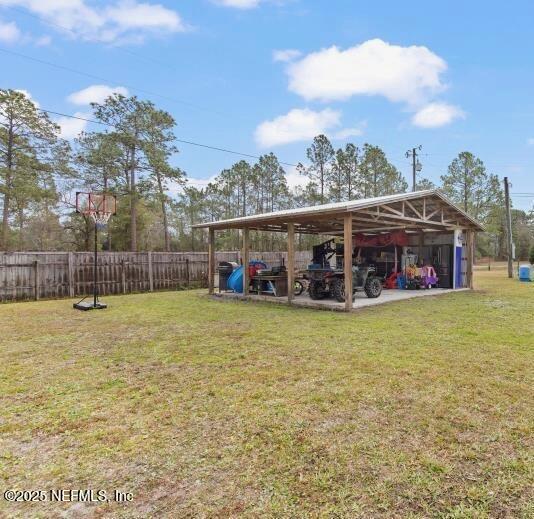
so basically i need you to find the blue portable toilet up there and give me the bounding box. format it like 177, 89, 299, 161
519, 265, 532, 282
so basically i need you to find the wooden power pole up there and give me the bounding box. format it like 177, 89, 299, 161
504, 177, 514, 278
406, 145, 422, 192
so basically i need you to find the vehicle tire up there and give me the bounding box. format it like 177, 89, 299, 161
294, 280, 304, 296
332, 278, 346, 302
309, 280, 326, 300
364, 277, 382, 298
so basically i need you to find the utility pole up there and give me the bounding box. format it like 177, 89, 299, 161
405, 145, 422, 191
504, 177, 513, 278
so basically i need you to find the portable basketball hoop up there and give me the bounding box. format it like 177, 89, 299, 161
73, 192, 117, 311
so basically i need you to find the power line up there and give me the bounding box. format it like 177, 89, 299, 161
4, 4, 176, 71
38, 108, 299, 168
0, 46, 227, 118
2, 46, 530, 177
42, 109, 107, 127
174, 139, 292, 164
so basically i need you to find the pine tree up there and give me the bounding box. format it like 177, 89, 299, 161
441, 152, 503, 221
415, 177, 436, 190
331, 143, 362, 201
92, 94, 154, 252
0, 89, 59, 250
360, 144, 407, 197
75, 132, 122, 192
144, 109, 185, 251
303, 135, 334, 203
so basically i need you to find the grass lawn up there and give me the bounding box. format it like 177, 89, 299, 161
0, 269, 532, 518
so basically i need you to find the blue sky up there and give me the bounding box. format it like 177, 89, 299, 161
1, 0, 533, 210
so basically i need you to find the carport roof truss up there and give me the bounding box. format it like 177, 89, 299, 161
194, 190, 484, 234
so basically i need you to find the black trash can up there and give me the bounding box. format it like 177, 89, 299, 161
218, 261, 238, 291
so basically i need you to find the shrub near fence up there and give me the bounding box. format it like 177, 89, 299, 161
0, 250, 312, 303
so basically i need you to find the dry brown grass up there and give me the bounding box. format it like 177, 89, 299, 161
0, 270, 532, 518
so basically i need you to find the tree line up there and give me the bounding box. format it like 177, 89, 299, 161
1, 89, 532, 258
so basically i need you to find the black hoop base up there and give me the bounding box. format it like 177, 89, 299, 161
72, 301, 108, 312
73, 300, 107, 311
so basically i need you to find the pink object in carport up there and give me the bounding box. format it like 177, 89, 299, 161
421, 265, 438, 287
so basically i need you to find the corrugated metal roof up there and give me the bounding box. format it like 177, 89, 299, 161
193, 189, 484, 231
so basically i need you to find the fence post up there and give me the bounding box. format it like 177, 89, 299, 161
68, 252, 75, 297
186, 258, 190, 287
34, 260, 39, 301
148, 251, 154, 292
121, 260, 126, 294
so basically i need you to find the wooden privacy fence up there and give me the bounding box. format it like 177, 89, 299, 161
0, 250, 312, 303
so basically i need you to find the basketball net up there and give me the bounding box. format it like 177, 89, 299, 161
76, 192, 116, 229
91, 211, 113, 229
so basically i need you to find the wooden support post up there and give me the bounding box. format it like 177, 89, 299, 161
33, 260, 39, 301
343, 214, 353, 312
242, 228, 250, 296
466, 230, 474, 289
287, 222, 295, 304
68, 252, 75, 297
148, 251, 154, 292
208, 228, 215, 294
418, 231, 424, 260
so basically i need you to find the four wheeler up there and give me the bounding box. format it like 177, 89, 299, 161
304, 237, 383, 301
331, 265, 382, 301
306, 265, 382, 301
306, 269, 335, 300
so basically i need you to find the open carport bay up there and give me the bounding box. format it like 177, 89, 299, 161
196, 190, 483, 312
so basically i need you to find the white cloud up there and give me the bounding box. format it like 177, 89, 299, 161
187, 175, 217, 189
35, 34, 52, 46
55, 111, 89, 140
0, 0, 187, 44
285, 165, 308, 190
411, 102, 465, 128
333, 125, 365, 140
213, 0, 261, 8
255, 108, 341, 148
106, 0, 184, 31
273, 49, 302, 63
527, 138, 534, 146
286, 38, 447, 105
0, 19, 21, 43
67, 84, 129, 105
164, 175, 217, 198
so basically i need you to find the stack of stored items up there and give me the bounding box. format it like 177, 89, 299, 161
227, 261, 267, 293
251, 264, 288, 297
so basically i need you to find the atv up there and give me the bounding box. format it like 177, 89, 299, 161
307, 265, 382, 301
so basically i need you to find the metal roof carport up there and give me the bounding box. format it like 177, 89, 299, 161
194, 189, 484, 311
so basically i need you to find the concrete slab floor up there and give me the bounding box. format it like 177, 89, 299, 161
212, 287, 469, 312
